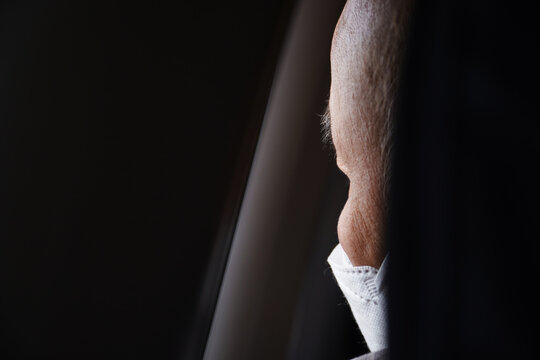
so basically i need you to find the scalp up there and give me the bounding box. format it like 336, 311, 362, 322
330, 0, 413, 201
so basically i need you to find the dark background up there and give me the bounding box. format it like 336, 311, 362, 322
390, 0, 540, 359
0, 1, 295, 358
4, 0, 538, 359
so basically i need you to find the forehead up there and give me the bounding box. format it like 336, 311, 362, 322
328, 1, 369, 169
331, 0, 374, 49
328, 90, 358, 166
328, 73, 361, 175
330, 11, 352, 72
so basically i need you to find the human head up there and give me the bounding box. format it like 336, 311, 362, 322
323, 0, 412, 267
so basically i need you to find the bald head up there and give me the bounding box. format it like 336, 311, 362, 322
326, 0, 412, 267
329, 0, 412, 178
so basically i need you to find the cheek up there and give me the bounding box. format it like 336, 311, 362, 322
335, 180, 386, 267
337, 195, 361, 248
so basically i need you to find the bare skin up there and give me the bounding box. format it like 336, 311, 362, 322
328, 0, 412, 267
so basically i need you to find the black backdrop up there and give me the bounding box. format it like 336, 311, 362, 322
0, 1, 294, 358
4, 1, 539, 359
390, 1, 540, 359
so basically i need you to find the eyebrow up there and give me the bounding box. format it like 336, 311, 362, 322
320, 104, 336, 155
